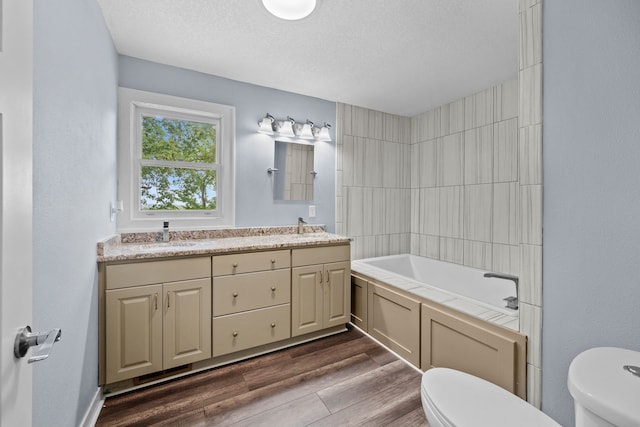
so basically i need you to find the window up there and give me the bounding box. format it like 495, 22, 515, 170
118, 88, 235, 231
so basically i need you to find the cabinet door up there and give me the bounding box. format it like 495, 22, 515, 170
164, 278, 212, 369
323, 261, 350, 329
291, 265, 323, 337
367, 283, 421, 367
351, 275, 368, 331
105, 284, 163, 383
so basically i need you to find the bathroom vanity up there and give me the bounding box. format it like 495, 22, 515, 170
97, 226, 350, 393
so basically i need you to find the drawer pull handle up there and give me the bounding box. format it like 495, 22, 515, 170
154, 293, 158, 310
232, 263, 238, 268
270, 323, 276, 328
271, 286, 276, 292
232, 331, 238, 337
233, 292, 238, 298
167, 292, 170, 308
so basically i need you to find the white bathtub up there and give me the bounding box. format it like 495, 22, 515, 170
352, 254, 519, 323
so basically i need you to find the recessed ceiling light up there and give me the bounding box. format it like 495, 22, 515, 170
261, 0, 317, 21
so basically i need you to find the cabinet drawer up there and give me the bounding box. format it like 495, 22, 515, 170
292, 245, 350, 267
106, 257, 211, 290
212, 250, 290, 276
213, 269, 291, 316
212, 304, 290, 357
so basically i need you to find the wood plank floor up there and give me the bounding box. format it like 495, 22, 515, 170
96, 325, 428, 426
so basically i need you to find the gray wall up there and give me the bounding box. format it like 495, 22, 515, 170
33, 0, 118, 425
542, 1, 640, 425
118, 56, 337, 231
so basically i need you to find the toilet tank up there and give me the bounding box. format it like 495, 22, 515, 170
568, 347, 640, 427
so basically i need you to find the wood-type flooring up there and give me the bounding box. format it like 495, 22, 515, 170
96, 325, 428, 426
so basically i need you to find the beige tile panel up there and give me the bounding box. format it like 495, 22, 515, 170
464, 125, 493, 185
419, 187, 440, 236
519, 124, 543, 185
519, 302, 542, 368
520, 244, 542, 306
494, 118, 519, 183
527, 363, 542, 408
520, 184, 543, 245
363, 138, 382, 187
463, 241, 493, 270
440, 99, 465, 135
519, 64, 542, 127
464, 184, 493, 243
519, 2, 542, 70
439, 186, 463, 239
495, 79, 519, 121
465, 87, 495, 130
438, 133, 464, 186
345, 186, 364, 237
439, 237, 464, 264
493, 182, 519, 246
352, 105, 370, 138
410, 189, 420, 234
492, 244, 520, 276
363, 188, 385, 236
418, 139, 438, 188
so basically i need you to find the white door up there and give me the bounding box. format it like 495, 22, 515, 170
0, 0, 34, 426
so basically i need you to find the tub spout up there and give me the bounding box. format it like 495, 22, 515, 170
484, 272, 519, 310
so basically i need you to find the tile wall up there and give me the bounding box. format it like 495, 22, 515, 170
337, 0, 543, 407
335, 104, 412, 259
519, 0, 543, 408
409, 80, 519, 272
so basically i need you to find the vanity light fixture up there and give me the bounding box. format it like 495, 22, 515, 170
258, 114, 331, 142
298, 120, 315, 139
258, 113, 276, 134
278, 116, 297, 137
315, 122, 332, 141
261, 0, 317, 21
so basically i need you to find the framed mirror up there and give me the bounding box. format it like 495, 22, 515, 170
273, 140, 315, 201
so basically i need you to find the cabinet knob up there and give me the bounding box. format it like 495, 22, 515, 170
271, 286, 276, 292
232, 262, 238, 268
232, 331, 238, 337
271, 259, 276, 264
233, 292, 238, 298
270, 323, 276, 328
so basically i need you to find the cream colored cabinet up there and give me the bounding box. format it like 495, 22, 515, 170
212, 250, 291, 357
291, 245, 351, 337
367, 282, 420, 367
421, 300, 527, 399
350, 275, 368, 331
103, 257, 211, 384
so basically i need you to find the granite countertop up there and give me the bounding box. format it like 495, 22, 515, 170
97, 225, 350, 262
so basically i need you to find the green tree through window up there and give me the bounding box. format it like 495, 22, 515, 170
140, 117, 217, 210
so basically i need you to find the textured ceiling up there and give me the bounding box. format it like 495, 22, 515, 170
97, 0, 518, 117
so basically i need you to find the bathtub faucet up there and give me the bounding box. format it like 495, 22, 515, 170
483, 272, 519, 310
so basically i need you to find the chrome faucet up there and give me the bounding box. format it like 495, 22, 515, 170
297, 217, 307, 234
163, 221, 170, 242
483, 272, 519, 310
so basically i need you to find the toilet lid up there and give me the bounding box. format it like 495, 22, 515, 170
422, 368, 560, 427
568, 347, 640, 426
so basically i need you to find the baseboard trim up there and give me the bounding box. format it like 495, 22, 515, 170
80, 387, 104, 427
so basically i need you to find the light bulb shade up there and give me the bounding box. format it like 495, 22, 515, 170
262, 0, 317, 20
299, 121, 315, 139
278, 119, 296, 137
317, 125, 331, 141
258, 114, 276, 134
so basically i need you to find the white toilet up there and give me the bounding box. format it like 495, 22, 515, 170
568, 347, 640, 426
421, 368, 560, 427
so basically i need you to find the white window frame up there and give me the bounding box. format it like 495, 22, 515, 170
117, 88, 235, 231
